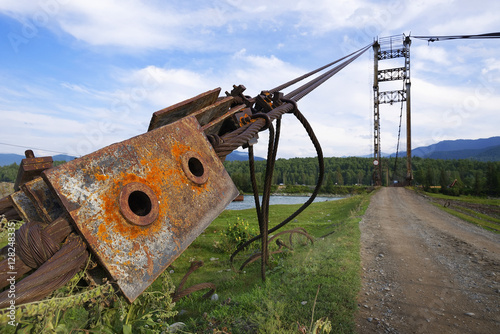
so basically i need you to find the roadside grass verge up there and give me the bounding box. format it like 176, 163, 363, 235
432, 204, 500, 233
417, 190, 500, 234
422, 191, 500, 206
0, 193, 371, 333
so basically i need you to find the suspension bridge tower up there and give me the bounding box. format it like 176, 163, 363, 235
372, 34, 412, 186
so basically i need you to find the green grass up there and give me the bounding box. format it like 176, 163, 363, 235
0, 194, 371, 333
419, 189, 500, 234
454, 206, 500, 224
430, 203, 500, 233
170, 194, 371, 333
423, 191, 500, 206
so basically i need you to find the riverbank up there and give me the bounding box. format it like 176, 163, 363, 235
245, 184, 375, 197
227, 194, 344, 210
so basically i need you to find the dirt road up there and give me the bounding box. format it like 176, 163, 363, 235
356, 187, 500, 333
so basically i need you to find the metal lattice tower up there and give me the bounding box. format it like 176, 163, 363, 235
372, 35, 412, 186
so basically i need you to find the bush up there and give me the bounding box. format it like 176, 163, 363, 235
213, 217, 257, 253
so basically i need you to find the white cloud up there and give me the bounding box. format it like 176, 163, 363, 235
1, 0, 226, 50
58, 1, 184, 48
1, 0, 500, 160
413, 45, 452, 67
0, 49, 315, 157
0, 0, 395, 51
411, 75, 500, 147
430, 9, 500, 35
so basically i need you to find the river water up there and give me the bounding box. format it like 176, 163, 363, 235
225, 195, 343, 210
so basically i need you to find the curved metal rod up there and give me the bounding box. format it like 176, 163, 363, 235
170, 261, 216, 302
237, 228, 314, 271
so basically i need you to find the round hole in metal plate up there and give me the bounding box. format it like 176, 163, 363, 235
188, 157, 204, 177
119, 182, 159, 226
128, 190, 152, 216
181, 152, 208, 184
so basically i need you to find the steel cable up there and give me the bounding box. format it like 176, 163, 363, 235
0, 216, 74, 290
269, 45, 371, 94
230, 106, 324, 271
171, 261, 216, 302
227, 46, 373, 271
412, 32, 500, 43
17, 221, 60, 269
214, 44, 372, 160
0, 233, 88, 309
285, 44, 373, 102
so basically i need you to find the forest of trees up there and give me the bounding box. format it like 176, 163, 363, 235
0, 163, 18, 184
223, 156, 500, 196
1, 156, 499, 197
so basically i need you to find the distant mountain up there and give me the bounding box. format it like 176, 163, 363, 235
0, 154, 24, 166
357, 152, 392, 159
474, 145, 500, 162
225, 150, 265, 161
53, 154, 78, 162
392, 136, 500, 161
0, 154, 77, 166
0, 150, 263, 166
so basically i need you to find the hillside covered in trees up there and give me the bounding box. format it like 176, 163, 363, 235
0, 157, 499, 197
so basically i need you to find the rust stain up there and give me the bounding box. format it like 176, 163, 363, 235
97, 223, 112, 244
96, 153, 203, 240
95, 174, 109, 182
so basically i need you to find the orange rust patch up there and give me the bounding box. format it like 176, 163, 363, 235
170, 142, 188, 160
97, 161, 174, 239
99, 182, 121, 225
95, 146, 210, 243
97, 223, 112, 244
95, 174, 109, 181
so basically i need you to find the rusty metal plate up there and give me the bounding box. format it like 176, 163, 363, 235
202, 104, 246, 136
148, 88, 220, 131
43, 116, 238, 302
0, 196, 14, 212
10, 190, 42, 223
14, 155, 53, 191
20, 177, 63, 224
190, 96, 233, 127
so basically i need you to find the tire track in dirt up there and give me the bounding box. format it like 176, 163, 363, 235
356, 187, 500, 333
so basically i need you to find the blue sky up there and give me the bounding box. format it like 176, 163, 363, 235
0, 0, 499, 159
